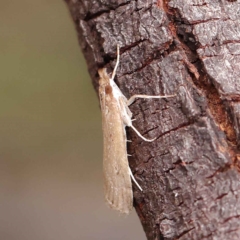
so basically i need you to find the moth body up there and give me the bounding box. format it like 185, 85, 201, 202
99, 67, 133, 214
98, 45, 175, 214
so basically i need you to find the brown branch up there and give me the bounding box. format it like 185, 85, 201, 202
64, 0, 240, 239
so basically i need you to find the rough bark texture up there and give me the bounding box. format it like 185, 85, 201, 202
64, 1, 240, 239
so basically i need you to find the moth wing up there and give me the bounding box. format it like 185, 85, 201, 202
100, 87, 133, 214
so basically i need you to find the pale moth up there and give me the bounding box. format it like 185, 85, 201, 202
98, 45, 174, 214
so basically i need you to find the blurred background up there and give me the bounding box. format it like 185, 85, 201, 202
0, 1, 145, 239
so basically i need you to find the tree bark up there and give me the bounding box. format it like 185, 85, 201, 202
64, 1, 240, 239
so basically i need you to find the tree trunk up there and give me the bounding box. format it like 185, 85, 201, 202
64, 1, 240, 239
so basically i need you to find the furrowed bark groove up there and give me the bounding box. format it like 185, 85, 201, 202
64, 1, 240, 239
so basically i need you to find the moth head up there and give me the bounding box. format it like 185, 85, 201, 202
98, 68, 109, 85
98, 68, 112, 95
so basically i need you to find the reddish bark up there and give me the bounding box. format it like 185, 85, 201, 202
64, 1, 240, 239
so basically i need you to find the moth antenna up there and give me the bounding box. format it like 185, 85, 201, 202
127, 94, 176, 106
110, 44, 120, 81
128, 167, 142, 191
126, 140, 132, 142
130, 125, 156, 142
127, 154, 132, 157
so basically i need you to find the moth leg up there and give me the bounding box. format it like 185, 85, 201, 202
130, 125, 156, 142
128, 167, 142, 191
110, 45, 120, 81
127, 94, 176, 106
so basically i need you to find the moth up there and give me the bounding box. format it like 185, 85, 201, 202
98, 45, 174, 214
